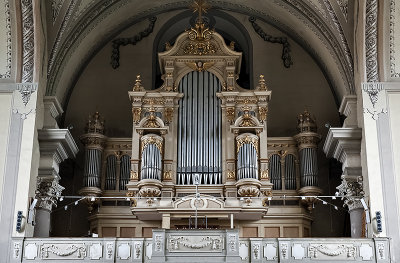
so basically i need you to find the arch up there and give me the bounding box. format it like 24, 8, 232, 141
46, 0, 354, 117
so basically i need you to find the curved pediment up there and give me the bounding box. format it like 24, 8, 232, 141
158, 22, 243, 91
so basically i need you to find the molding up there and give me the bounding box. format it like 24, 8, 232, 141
51, 0, 63, 24
43, 96, 64, 119
38, 129, 79, 159
0, 0, 12, 79
338, 95, 357, 116
48, 0, 78, 75
111, 16, 157, 69
13, 83, 37, 119
336, 0, 348, 21
20, 0, 34, 83
45, 0, 354, 106
323, 127, 362, 162
362, 82, 387, 120
322, 0, 352, 74
389, 0, 400, 78
365, 0, 379, 82
276, 0, 354, 94
248, 17, 292, 68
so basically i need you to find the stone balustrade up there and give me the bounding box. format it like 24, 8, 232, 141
10, 233, 390, 262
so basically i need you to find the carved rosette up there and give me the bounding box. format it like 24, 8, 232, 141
336, 175, 364, 211
35, 177, 64, 211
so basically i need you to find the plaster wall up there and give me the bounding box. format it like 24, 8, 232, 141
0, 92, 12, 210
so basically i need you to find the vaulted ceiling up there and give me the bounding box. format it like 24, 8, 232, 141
45, 0, 355, 109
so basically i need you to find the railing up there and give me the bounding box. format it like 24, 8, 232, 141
11, 235, 390, 262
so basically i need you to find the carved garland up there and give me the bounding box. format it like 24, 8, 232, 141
249, 17, 293, 68
41, 244, 87, 258
111, 17, 157, 69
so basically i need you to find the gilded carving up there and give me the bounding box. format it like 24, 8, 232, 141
163, 170, 172, 180
258, 106, 268, 123
141, 135, 163, 154
133, 75, 143, 91
164, 107, 174, 124
237, 184, 259, 197
226, 107, 235, 124
260, 170, 269, 180
186, 61, 215, 72
257, 75, 268, 91
130, 170, 138, 180
227, 170, 235, 180
132, 107, 142, 124
183, 41, 217, 55
143, 107, 161, 128
236, 134, 259, 155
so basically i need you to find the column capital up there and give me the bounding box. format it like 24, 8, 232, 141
35, 177, 64, 212
337, 175, 364, 211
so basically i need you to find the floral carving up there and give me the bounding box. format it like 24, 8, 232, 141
168, 236, 222, 251
35, 178, 64, 211
308, 244, 355, 258
226, 107, 235, 124
17, 84, 37, 106
41, 244, 86, 258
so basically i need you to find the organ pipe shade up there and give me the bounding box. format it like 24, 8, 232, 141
83, 149, 102, 188
285, 154, 297, 190
177, 71, 222, 185
236, 133, 259, 180
119, 155, 131, 190
140, 134, 163, 181
269, 154, 281, 190
299, 148, 318, 187
105, 155, 117, 190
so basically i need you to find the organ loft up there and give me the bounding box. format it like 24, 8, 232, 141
78, 1, 323, 238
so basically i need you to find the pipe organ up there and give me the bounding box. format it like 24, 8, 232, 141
79, 14, 323, 238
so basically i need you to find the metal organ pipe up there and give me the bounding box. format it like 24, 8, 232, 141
269, 154, 282, 190
119, 155, 131, 190
140, 135, 163, 181
177, 71, 222, 185
105, 155, 117, 190
285, 154, 296, 190
236, 133, 259, 181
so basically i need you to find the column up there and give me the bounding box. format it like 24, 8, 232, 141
294, 109, 322, 211
79, 112, 107, 212
323, 95, 364, 237
34, 97, 78, 236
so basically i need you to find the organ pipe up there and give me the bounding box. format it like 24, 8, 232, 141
293, 110, 321, 187
140, 134, 163, 181
80, 112, 107, 189
236, 133, 259, 180
177, 71, 222, 185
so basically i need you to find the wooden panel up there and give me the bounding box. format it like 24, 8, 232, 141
120, 227, 135, 238
242, 227, 258, 238
102, 227, 117, 237
265, 227, 280, 237
283, 226, 299, 238
142, 227, 155, 238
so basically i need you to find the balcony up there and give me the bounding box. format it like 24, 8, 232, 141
11, 230, 390, 262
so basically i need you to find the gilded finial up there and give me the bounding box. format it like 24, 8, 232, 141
187, 0, 213, 41
229, 41, 235, 51
257, 74, 267, 91
133, 75, 143, 91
